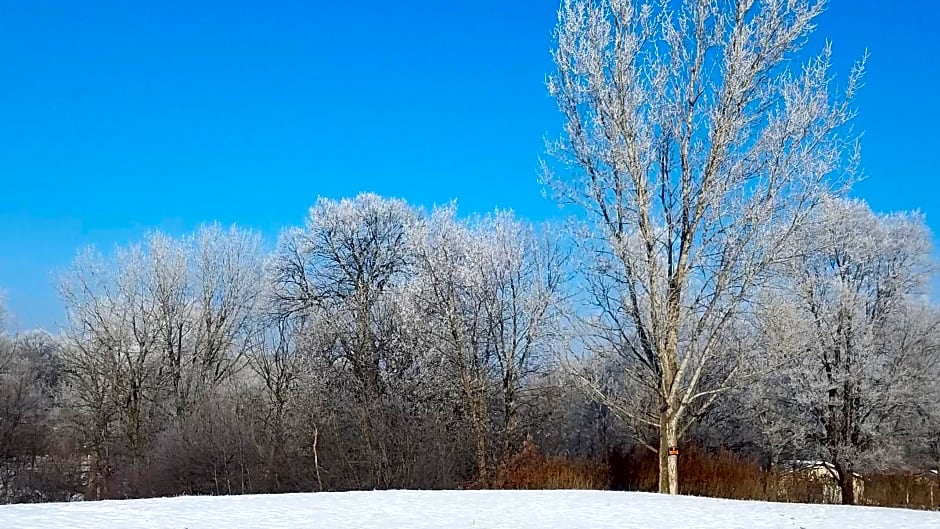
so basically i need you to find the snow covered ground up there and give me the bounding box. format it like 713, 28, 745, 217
0, 490, 937, 529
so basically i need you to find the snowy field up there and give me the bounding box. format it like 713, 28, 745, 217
0, 490, 938, 529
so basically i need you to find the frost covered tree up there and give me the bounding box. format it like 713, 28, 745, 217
269, 194, 427, 487
752, 198, 937, 504
270, 193, 419, 402
411, 207, 568, 481
411, 207, 493, 481
475, 213, 568, 461
0, 324, 64, 503
547, 0, 862, 493
921, 349, 940, 477
149, 225, 266, 418
248, 315, 313, 489
61, 244, 167, 468
59, 224, 265, 492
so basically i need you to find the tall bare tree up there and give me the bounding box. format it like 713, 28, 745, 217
547, 0, 862, 493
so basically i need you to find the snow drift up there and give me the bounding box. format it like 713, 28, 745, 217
0, 490, 937, 529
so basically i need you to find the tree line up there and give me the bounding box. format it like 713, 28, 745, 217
1, 193, 937, 504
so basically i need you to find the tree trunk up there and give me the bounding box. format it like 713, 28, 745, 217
839, 471, 856, 505
500, 385, 518, 464
832, 460, 857, 505
471, 404, 489, 485
312, 426, 323, 492
658, 328, 681, 495
658, 408, 679, 494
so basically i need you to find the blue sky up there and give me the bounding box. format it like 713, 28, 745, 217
1, 0, 938, 330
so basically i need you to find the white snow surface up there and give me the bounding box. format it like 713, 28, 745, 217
0, 490, 937, 529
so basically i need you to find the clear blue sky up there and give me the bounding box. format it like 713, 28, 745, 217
1, 1, 938, 330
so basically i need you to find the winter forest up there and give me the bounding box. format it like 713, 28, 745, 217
2, 0, 939, 511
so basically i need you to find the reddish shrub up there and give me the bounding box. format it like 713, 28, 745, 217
608, 444, 823, 503
865, 473, 940, 510
487, 441, 938, 511
490, 439, 609, 490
